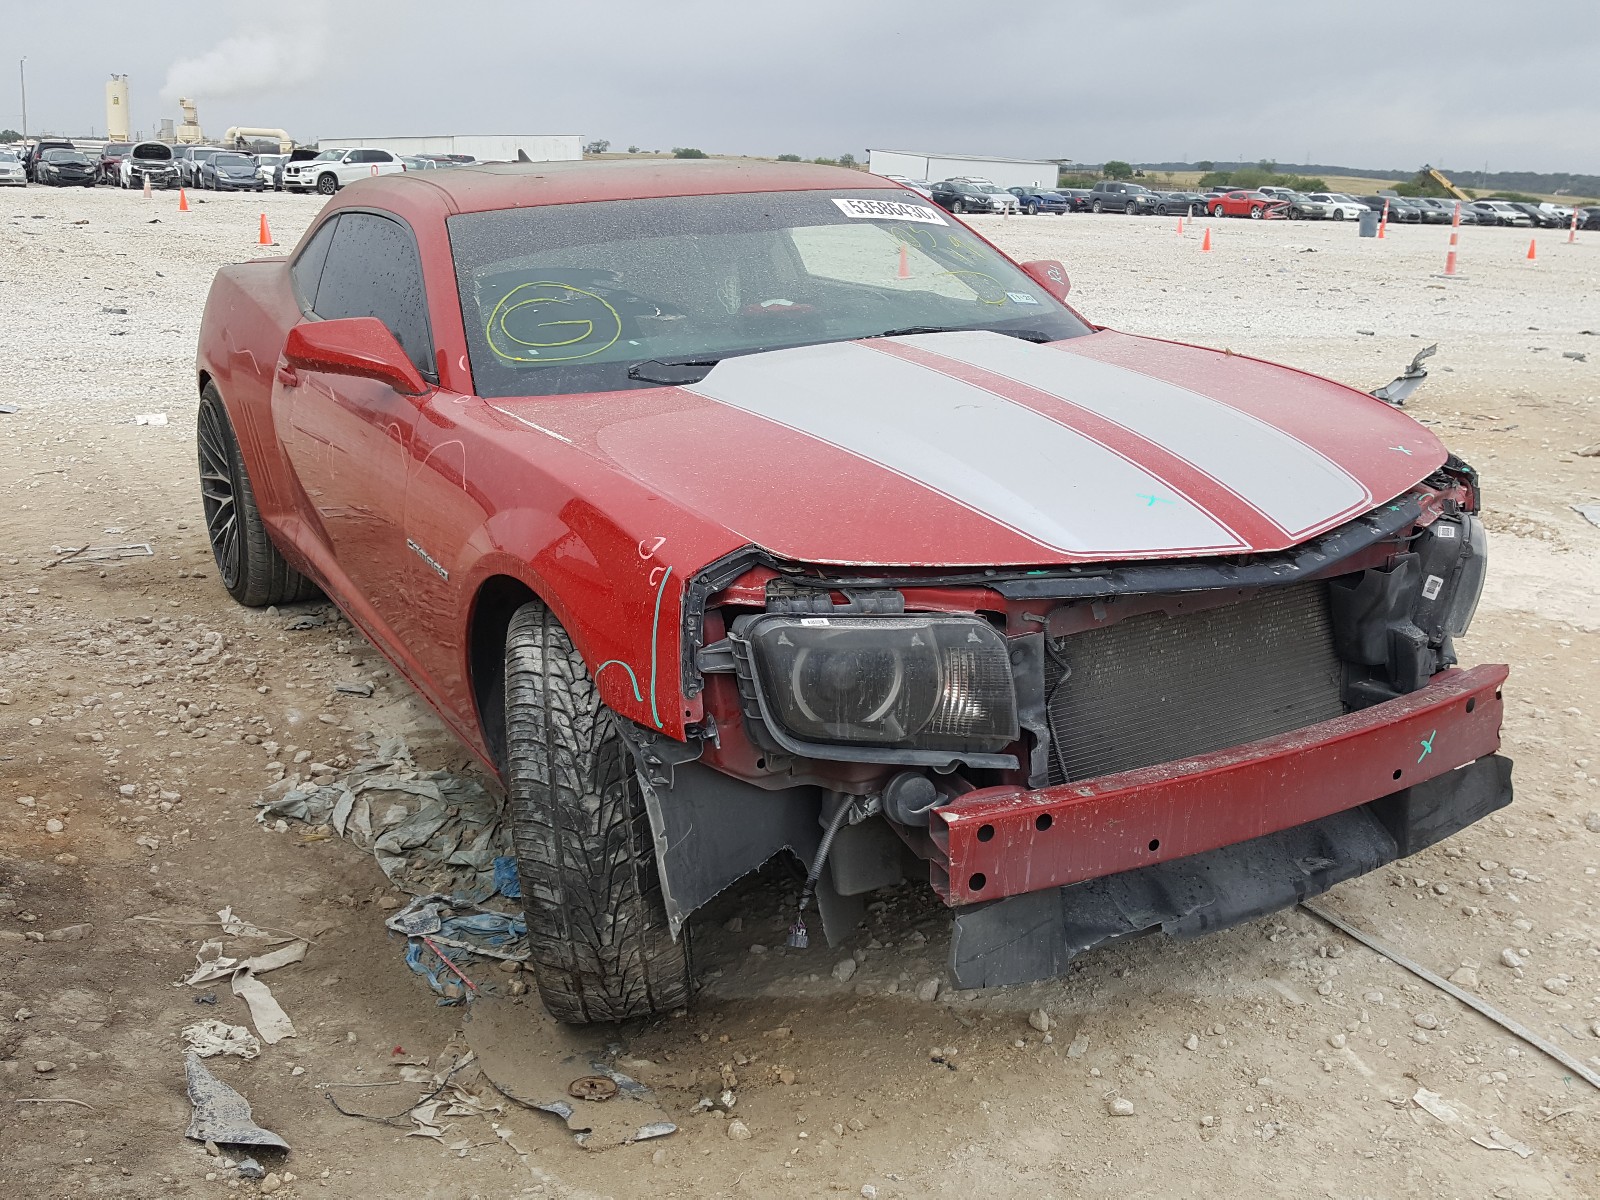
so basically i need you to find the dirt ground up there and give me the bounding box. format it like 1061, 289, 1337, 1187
2, 186, 1598, 1200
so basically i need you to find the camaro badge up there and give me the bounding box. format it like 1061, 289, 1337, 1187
407, 538, 448, 581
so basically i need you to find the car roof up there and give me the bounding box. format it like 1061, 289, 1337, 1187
346, 159, 897, 214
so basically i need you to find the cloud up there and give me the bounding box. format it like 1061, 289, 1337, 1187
159, 1, 328, 104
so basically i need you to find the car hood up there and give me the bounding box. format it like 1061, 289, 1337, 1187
493, 330, 1445, 567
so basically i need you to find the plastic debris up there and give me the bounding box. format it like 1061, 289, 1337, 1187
182, 931, 306, 1044
257, 736, 511, 901
493, 855, 521, 899
1573, 505, 1600, 530
184, 1053, 289, 1151
386, 894, 527, 1003
183, 1020, 262, 1060
134, 413, 168, 426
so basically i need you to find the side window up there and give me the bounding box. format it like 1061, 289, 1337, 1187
372, 151, 394, 163
313, 212, 435, 379
290, 217, 338, 311
346, 150, 368, 164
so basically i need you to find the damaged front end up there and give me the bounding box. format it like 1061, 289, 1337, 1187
626, 457, 1509, 988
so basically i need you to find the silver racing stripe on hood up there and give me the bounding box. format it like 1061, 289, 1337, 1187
681, 340, 1246, 557
914, 330, 1372, 538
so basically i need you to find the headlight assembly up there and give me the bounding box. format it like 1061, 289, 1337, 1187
729, 614, 1019, 767
1413, 513, 1487, 641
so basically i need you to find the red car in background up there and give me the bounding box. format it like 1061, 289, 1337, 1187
194, 161, 1508, 1024
1209, 189, 1289, 219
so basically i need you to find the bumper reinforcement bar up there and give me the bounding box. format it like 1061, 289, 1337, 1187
930, 663, 1508, 905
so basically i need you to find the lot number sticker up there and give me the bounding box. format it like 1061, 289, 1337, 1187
832, 198, 946, 224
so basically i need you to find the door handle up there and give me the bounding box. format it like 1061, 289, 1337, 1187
277, 365, 300, 387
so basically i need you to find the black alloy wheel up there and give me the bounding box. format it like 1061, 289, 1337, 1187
317, 172, 338, 195
197, 384, 319, 607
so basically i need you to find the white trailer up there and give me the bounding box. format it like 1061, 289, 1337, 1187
318, 133, 582, 163
867, 149, 1060, 191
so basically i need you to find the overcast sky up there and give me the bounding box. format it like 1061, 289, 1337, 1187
6, 2, 1596, 174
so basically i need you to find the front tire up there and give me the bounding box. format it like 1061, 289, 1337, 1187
197, 384, 320, 607
316, 172, 338, 196
503, 601, 692, 1024
1091, 200, 1103, 213
1249, 206, 1264, 220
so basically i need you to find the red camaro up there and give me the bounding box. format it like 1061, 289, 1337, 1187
1208, 189, 1289, 219
196, 161, 1509, 1023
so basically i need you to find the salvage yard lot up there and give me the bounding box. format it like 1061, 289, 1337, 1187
2, 186, 1598, 1198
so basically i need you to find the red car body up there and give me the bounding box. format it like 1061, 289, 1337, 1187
1208, 189, 1288, 219
196, 161, 1509, 989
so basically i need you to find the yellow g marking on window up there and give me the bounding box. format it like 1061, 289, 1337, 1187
485, 282, 623, 364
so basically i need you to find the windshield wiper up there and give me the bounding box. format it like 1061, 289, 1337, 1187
861, 325, 1054, 344
626, 357, 723, 385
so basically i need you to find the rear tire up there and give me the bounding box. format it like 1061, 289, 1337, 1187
503, 601, 692, 1024
197, 383, 320, 607
1212, 204, 1225, 217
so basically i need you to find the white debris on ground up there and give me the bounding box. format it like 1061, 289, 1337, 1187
182, 1019, 262, 1060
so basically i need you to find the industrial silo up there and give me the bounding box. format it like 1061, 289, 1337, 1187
106, 75, 130, 142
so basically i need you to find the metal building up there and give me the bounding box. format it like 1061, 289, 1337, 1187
866, 149, 1060, 190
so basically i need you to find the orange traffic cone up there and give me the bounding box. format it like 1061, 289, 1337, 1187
897, 244, 910, 279
1526, 238, 1537, 261
1176, 216, 1185, 235
142, 175, 151, 199
178, 188, 189, 212
1201, 227, 1212, 252
258, 213, 273, 246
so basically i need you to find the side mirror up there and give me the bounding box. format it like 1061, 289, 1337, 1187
1020, 259, 1071, 302
283, 317, 427, 396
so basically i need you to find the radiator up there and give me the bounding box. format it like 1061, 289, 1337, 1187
1045, 583, 1345, 784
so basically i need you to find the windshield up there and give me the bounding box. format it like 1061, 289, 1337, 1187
312, 149, 345, 162
191, 148, 222, 162
449, 189, 1090, 399
45, 150, 87, 163
0, 151, 17, 162
104, 143, 131, 155
215, 154, 254, 169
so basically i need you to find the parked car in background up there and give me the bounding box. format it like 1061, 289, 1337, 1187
194, 159, 1508, 1025
0, 148, 25, 186
1008, 186, 1071, 214
966, 182, 1019, 214
1470, 200, 1531, 227
400, 156, 441, 172
256, 154, 286, 188
179, 147, 229, 188
1208, 190, 1287, 219
1055, 187, 1092, 212
1537, 202, 1574, 221
1088, 181, 1158, 214
1580, 207, 1600, 231
930, 178, 1008, 215
1280, 192, 1339, 220
1414, 198, 1475, 224
283, 147, 405, 195
1357, 196, 1421, 223
23, 138, 75, 181
119, 141, 180, 190
1154, 191, 1207, 216
880, 174, 934, 198
1304, 193, 1367, 221
35, 147, 97, 187
200, 152, 265, 192
1506, 202, 1562, 229
98, 142, 132, 185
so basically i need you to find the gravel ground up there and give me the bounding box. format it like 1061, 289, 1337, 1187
2, 185, 1599, 1199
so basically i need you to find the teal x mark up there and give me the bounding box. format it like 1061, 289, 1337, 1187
1417, 730, 1437, 763
1136, 493, 1174, 507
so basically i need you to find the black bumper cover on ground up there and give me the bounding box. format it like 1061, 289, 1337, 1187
949, 753, 1512, 988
